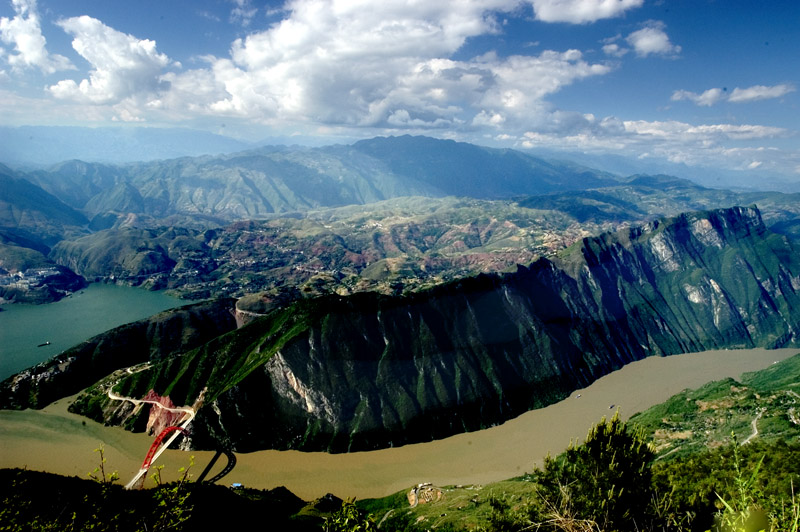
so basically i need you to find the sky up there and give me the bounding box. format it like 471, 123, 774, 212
0, 0, 798, 181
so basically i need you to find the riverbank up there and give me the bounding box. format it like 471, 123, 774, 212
0, 348, 797, 500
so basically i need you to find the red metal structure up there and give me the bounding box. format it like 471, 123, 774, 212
136, 426, 188, 486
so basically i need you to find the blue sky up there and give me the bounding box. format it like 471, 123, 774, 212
0, 0, 798, 180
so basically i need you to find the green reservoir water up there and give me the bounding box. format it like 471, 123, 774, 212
0, 283, 185, 380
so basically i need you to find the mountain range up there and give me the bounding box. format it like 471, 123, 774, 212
3, 136, 799, 304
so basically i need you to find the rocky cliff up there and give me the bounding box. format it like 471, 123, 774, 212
51, 206, 797, 452
4, 206, 799, 453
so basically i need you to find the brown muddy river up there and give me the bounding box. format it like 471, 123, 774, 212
1, 348, 797, 500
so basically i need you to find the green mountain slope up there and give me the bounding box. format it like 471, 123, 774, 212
0, 166, 88, 248
0, 166, 90, 302
0, 298, 238, 410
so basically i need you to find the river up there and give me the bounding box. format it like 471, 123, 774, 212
0, 283, 185, 380
0, 347, 797, 500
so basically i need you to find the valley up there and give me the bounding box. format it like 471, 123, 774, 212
1, 348, 796, 500
15, 205, 791, 454
3, 137, 800, 460
1, 1, 797, 527
2, 136, 800, 528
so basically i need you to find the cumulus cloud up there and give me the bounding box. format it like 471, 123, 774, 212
186, 0, 611, 130
671, 88, 724, 107
729, 83, 795, 103
671, 84, 795, 106
0, 0, 73, 73
48, 16, 171, 104
626, 21, 680, 57
529, 0, 643, 24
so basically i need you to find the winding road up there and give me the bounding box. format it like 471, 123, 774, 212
741, 408, 765, 445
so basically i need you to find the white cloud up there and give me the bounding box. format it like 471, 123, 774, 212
182, 0, 611, 130
729, 83, 795, 103
0, 0, 73, 73
671, 83, 795, 107
48, 16, 171, 104
230, 0, 258, 26
625, 121, 785, 141
516, 117, 794, 175
0, 86, 117, 124
529, 0, 643, 24
626, 21, 680, 57
671, 88, 724, 107
602, 42, 628, 57
4, 0, 792, 180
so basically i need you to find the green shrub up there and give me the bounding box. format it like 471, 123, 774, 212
535, 411, 656, 531
322, 499, 377, 532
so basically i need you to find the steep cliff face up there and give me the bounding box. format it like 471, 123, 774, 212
63, 206, 799, 453
214, 209, 799, 452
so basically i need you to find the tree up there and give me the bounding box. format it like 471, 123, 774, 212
537, 412, 656, 532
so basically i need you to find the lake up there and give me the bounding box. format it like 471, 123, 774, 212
0, 347, 797, 500
0, 283, 185, 380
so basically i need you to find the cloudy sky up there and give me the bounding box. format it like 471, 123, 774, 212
1, 0, 798, 179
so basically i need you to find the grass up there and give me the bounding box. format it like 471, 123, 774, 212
360, 479, 540, 531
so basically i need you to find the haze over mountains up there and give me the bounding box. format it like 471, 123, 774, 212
21, 135, 617, 220
4, 125, 798, 193
2, 135, 800, 304
0, 126, 252, 167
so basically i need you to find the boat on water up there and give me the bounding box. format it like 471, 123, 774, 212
37, 341, 51, 347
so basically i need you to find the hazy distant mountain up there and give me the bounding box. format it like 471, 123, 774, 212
17, 136, 622, 223
4, 126, 797, 194
0, 165, 88, 248
349, 135, 619, 196
530, 148, 800, 193
0, 126, 251, 166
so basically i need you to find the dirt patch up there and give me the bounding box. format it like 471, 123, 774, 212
695, 398, 735, 411
654, 429, 693, 440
